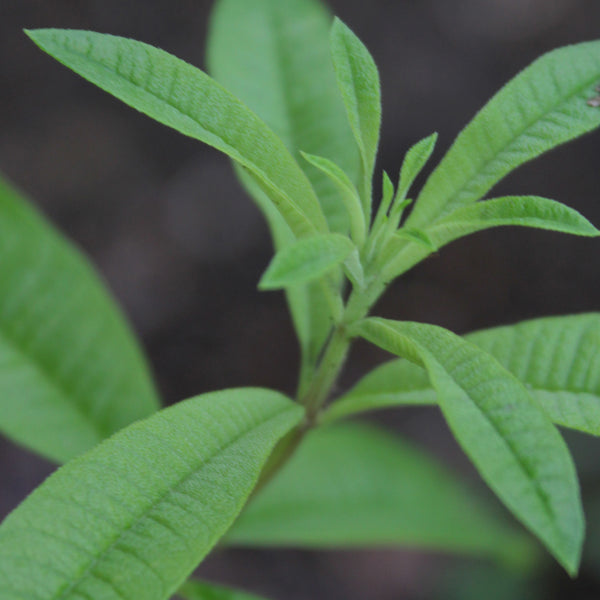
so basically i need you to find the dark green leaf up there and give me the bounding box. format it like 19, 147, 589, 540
0, 175, 158, 463
0, 388, 302, 600
354, 318, 583, 574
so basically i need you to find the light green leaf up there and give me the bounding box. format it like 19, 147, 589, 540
207, 0, 360, 233
328, 314, 600, 437
259, 234, 354, 290
407, 40, 600, 229
27, 28, 327, 239
0, 175, 159, 464
394, 227, 438, 252
301, 151, 366, 246
227, 423, 534, 565
429, 196, 599, 245
0, 388, 302, 600
354, 318, 583, 574
178, 579, 270, 600
397, 132, 438, 201
330, 17, 381, 213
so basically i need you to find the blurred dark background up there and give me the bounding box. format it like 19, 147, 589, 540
1, 0, 600, 598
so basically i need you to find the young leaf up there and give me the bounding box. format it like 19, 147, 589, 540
0, 388, 302, 600
0, 175, 159, 464
179, 579, 271, 600
354, 318, 584, 575
327, 314, 600, 437
26, 28, 327, 239
226, 423, 534, 565
396, 132, 438, 202
428, 195, 600, 245
301, 152, 366, 246
331, 17, 381, 213
207, 0, 360, 233
259, 234, 354, 290
406, 40, 600, 229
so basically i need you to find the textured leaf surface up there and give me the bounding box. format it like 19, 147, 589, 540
397, 133, 438, 201
301, 152, 365, 245
355, 318, 583, 574
207, 0, 359, 233
27, 28, 326, 239
259, 234, 353, 289
329, 314, 600, 436
0, 176, 158, 463
0, 388, 302, 600
428, 196, 599, 245
330, 17, 381, 212
407, 40, 600, 229
227, 423, 532, 563
178, 579, 270, 600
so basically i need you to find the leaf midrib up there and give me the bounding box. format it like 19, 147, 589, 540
419, 65, 600, 225
52, 403, 294, 600
369, 321, 560, 538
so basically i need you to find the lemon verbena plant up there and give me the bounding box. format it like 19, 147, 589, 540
1, 0, 600, 598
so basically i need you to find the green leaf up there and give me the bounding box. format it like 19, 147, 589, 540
331, 17, 381, 213
0, 388, 302, 600
380, 195, 599, 280
428, 196, 600, 245
178, 579, 270, 600
0, 175, 159, 464
207, 0, 360, 234
396, 132, 438, 202
394, 227, 438, 252
26, 28, 327, 239
259, 234, 354, 290
354, 318, 584, 575
301, 151, 366, 246
406, 40, 600, 229
328, 314, 600, 437
226, 423, 534, 565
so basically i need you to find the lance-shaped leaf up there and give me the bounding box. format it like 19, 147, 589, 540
380, 194, 599, 280
178, 579, 271, 600
328, 314, 600, 437
331, 17, 381, 212
301, 152, 366, 246
259, 234, 354, 290
26, 28, 327, 239
354, 318, 584, 575
227, 423, 534, 564
0, 175, 159, 464
207, 0, 360, 234
428, 196, 599, 246
0, 388, 302, 600
396, 132, 438, 202
406, 40, 600, 230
